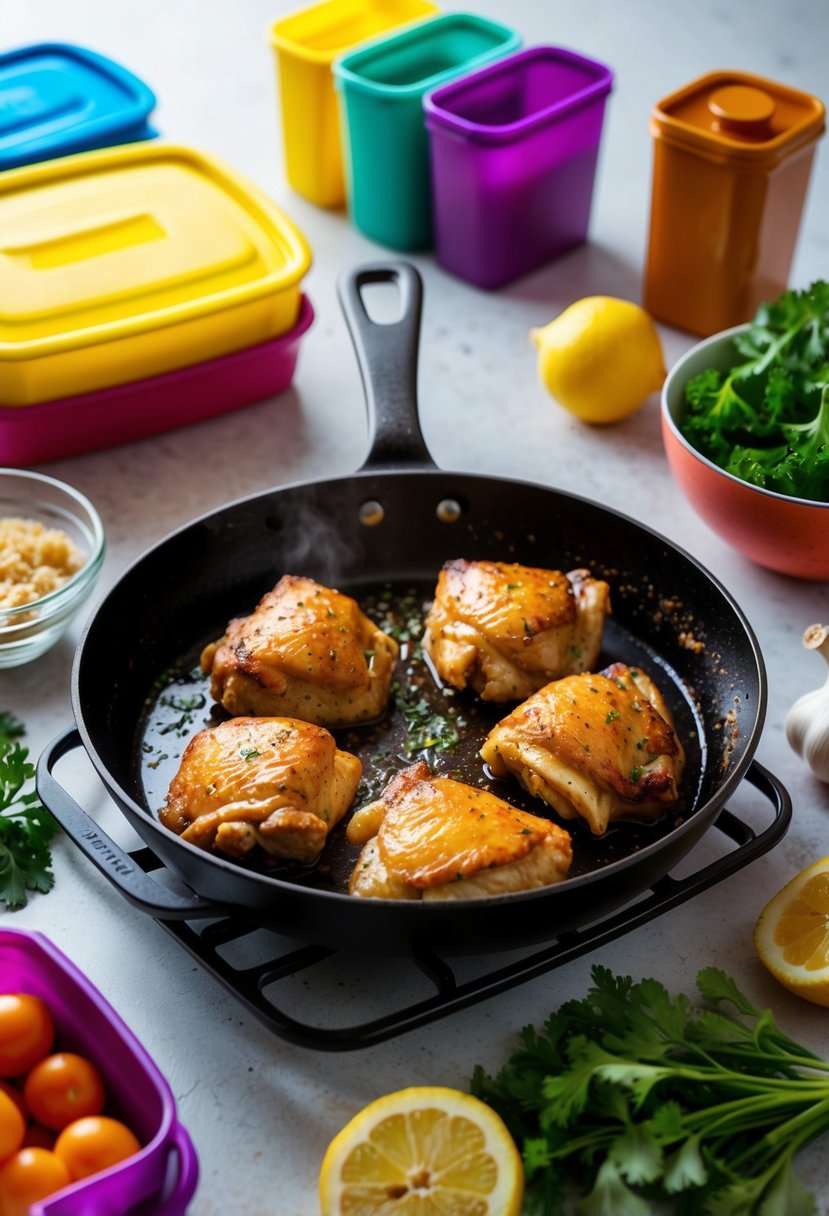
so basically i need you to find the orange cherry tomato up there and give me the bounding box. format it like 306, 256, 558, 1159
0, 1089, 26, 1163
0, 995, 54, 1078
54, 1116, 141, 1181
0, 1147, 71, 1216
23, 1053, 106, 1132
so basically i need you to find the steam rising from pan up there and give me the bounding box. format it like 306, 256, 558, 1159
266, 488, 367, 588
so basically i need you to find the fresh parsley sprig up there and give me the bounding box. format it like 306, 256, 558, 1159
472, 965, 829, 1215
0, 711, 59, 910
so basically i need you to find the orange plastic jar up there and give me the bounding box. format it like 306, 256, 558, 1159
644, 70, 824, 337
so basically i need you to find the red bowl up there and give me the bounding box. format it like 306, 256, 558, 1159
661, 324, 829, 581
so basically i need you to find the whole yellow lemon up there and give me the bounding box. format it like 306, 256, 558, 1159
531, 296, 666, 424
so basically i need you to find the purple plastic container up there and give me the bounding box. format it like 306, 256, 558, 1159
0, 295, 314, 466
0, 928, 198, 1216
424, 46, 614, 288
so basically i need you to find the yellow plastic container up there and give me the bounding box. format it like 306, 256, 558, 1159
269, 0, 439, 208
645, 70, 825, 337
0, 142, 312, 406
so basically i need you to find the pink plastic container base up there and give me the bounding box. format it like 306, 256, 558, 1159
0, 294, 314, 466
0, 928, 199, 1216
424, 46, 614, 288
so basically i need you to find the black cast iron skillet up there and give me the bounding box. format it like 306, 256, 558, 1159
39, 263, 776, 957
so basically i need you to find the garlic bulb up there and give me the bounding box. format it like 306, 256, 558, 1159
786, 624, 829, 783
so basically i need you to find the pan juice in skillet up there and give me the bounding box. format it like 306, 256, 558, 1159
137, 575, 706, 895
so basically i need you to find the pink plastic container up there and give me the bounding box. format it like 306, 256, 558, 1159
0, 295, 314, 466
0, 927, 198, 1215
424, 46, 613, 287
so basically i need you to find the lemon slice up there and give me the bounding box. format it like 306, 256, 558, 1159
754, 857, 829, 1006
318, 1086, 524, 1215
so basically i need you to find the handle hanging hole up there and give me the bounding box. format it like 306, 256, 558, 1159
358, 280, 404, 324
436, 499, 463, 524
359, 500, 385, 527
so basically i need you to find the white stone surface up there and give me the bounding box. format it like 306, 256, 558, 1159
2, 1, 828, 1213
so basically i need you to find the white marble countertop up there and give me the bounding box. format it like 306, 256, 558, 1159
3, 0, 829, 1212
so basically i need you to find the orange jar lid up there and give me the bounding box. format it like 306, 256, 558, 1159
649, 70, 825, 164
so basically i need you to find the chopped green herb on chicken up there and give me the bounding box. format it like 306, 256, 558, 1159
391, 680, 461, 756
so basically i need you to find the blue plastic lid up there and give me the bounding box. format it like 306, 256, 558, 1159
0, 42, 157, 170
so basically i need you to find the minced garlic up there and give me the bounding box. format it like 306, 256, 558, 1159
0, 517, 85, 610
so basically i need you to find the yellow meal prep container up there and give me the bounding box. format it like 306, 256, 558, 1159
269, 0, 439, 208
0, 142, 312, 406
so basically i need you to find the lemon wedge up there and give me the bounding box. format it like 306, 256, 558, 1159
754, 857, 829, 1006
318, 1085, 524, 1215
530, 295, 666, 424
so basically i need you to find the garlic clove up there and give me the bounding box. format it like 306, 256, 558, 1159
802, 724, 829, 784
786, 687, 821, 756
785, 624, 829, 784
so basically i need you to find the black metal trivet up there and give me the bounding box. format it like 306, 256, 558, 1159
116, 762, 789, 1052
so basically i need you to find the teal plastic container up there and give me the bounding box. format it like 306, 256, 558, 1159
333, 13, 521, 250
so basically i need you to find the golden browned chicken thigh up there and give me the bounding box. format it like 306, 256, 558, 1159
423, 560, 610, 702
347, 761, 572, 900
201, 575, 398, 728
480, 663, 684, 836
160, 716, 361, 863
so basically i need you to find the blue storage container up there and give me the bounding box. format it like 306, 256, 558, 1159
0, 42, 157, 170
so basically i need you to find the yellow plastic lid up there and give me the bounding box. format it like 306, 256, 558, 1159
0, 142, 311, 360
269, 0, 438, 63
649, 69, 825, 164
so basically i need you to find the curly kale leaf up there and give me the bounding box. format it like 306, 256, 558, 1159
778, 386, 829, 501
679, 281, 829, 501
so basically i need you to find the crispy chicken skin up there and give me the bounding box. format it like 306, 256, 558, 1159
422, 560, 610, 702
160, 716, 361, 863
347, 761, 572, 900
480, 663, 685, 836
201, 575, 399, 728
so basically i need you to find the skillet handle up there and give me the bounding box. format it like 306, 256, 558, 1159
338, 261, 437, 472
36, 727, 228, 921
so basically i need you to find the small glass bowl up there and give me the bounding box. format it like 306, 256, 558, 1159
0, 468, 106, 667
